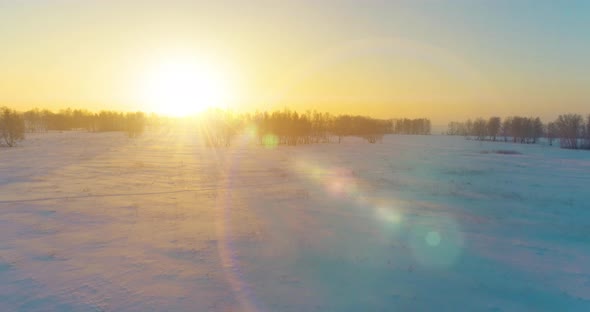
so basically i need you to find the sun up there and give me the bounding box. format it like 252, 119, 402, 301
140, 58, 228, 116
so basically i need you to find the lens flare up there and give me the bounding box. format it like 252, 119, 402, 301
409, 217, 464, 269
262, 134, 278, 149
376, 206, 402, 225
425, 231, 441, 246
293, 158, 464, 274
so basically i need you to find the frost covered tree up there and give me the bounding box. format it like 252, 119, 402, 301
0, 107, 25, 147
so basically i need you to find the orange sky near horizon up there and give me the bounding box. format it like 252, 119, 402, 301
1, 1, 589, 124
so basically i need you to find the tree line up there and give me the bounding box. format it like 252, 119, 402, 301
198, 109, 405, 146
203, 110, 431, 146
447, 114, 590, 150
392, 118, 431, 135
0, 107, 432, 148
5, 106, 590, 151
0, 107, 147, 147
22, 108, 146, 136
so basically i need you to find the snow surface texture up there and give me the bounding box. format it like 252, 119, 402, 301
1, 131, 589, 311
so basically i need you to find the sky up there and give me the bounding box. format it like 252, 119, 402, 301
0, 0, 589, 123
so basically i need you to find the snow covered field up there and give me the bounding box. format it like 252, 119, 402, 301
1, 130, 589, 311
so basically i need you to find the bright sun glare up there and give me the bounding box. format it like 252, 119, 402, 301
141, 59, 228, 116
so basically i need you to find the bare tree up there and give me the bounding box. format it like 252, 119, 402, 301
472, 118, 487, 141
200, 109, 242, 147
532, 117, 544, 144
546, 122, 557, 146
447, 122, 466, 136
487, 117, 501, 141
393, 118, 431, 135
583, 115, 590, 149
125, 112, 146, 138
555, 114, 583, 149
23, 108, 47, 133
501, 117, 512, 142
0, 107, 25, 147
464, 119, 473, 139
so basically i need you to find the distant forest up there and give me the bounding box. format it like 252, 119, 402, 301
0, 107, 430, 147
2, 106, 589, 151
447, 114, 590, 150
